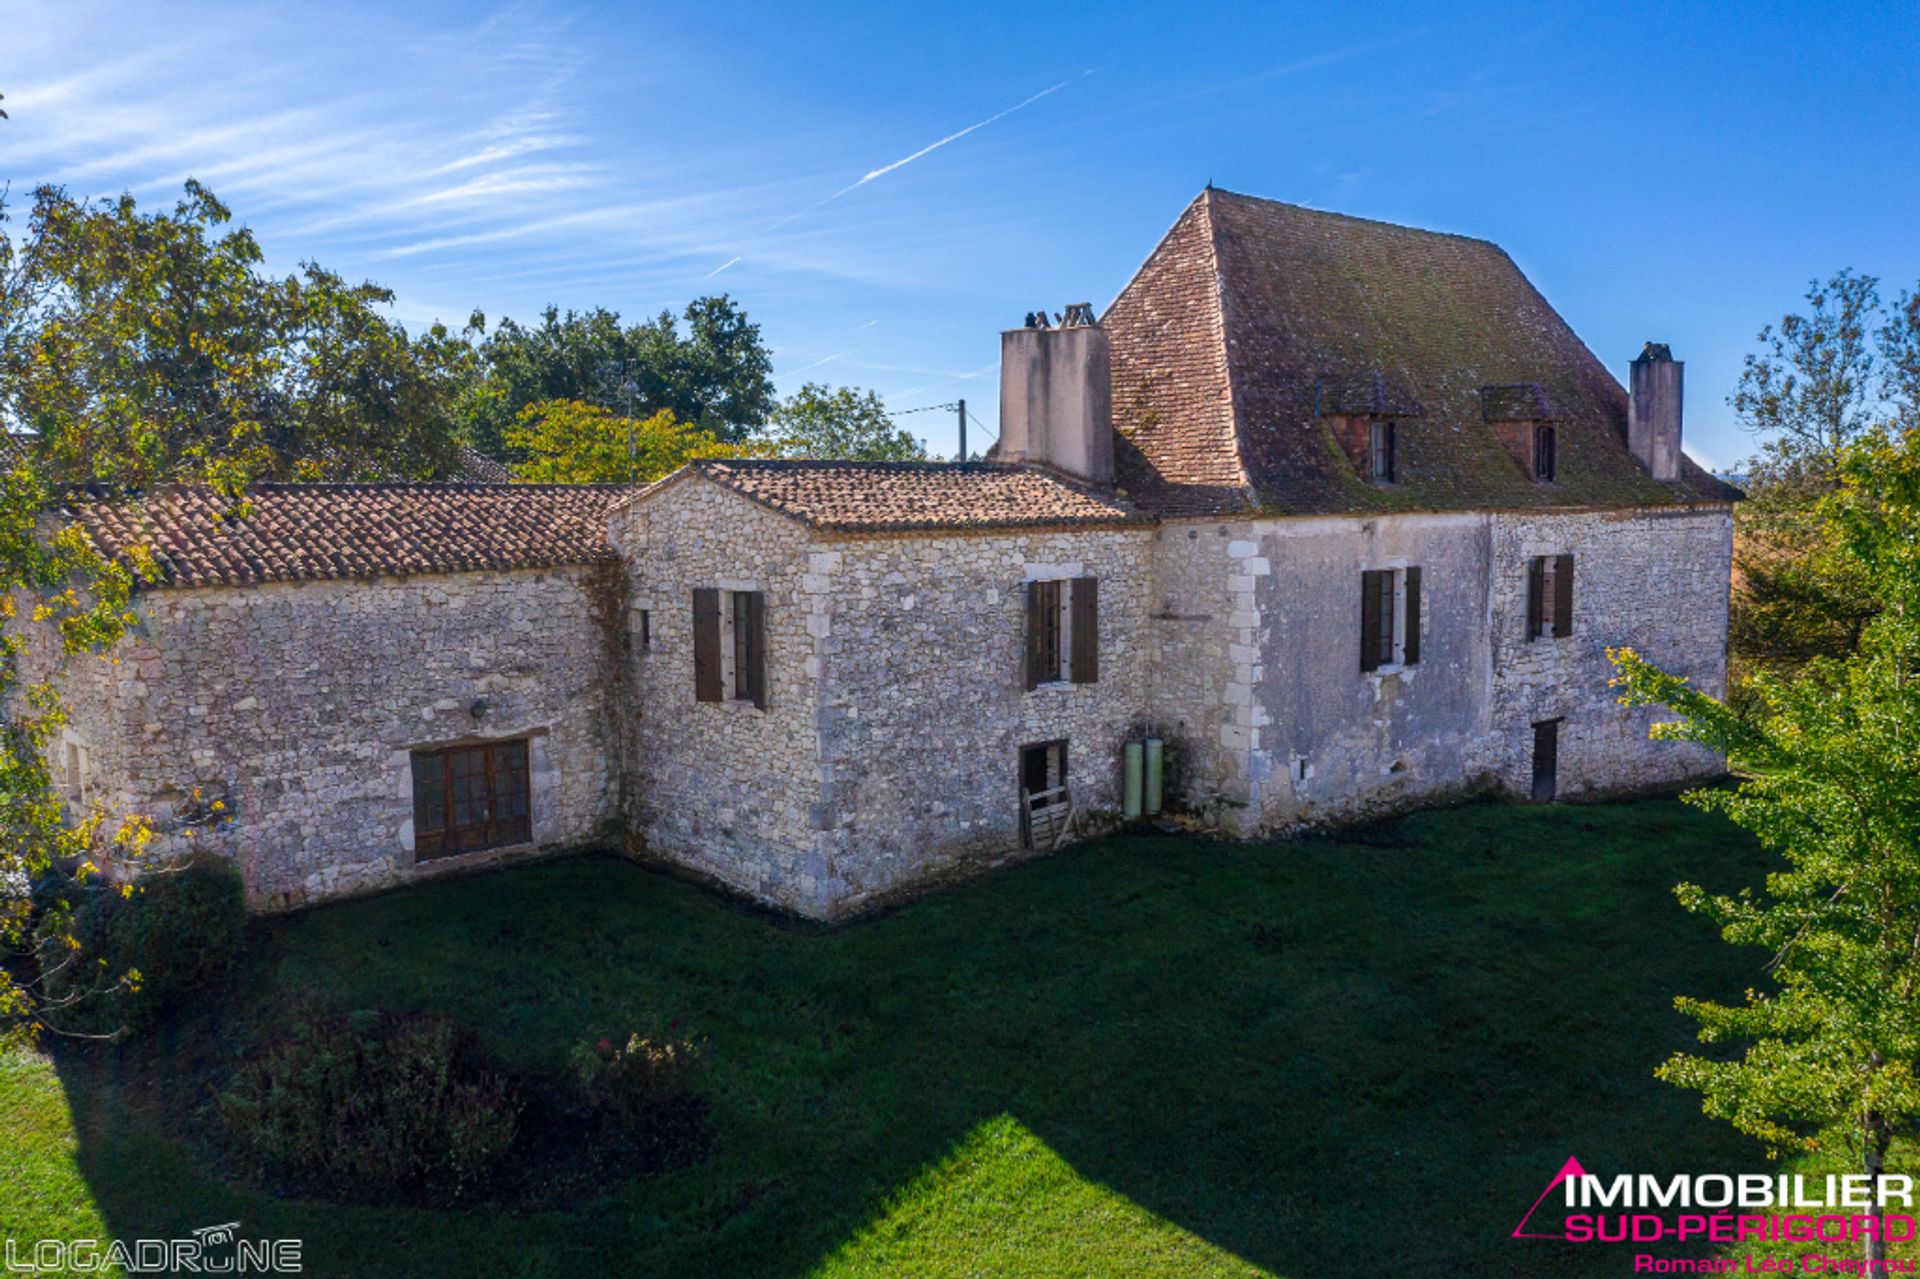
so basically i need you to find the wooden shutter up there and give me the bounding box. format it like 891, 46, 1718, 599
1402, 566, 1421, 666
745, 590, 768, 709
1069, 577, 1099, 684
692, 587, 722, 703
1552, 554, 1575, 638
1526, 556, 1545, 641
1360, 570, 1383, 672
1024, 580, 1043, 690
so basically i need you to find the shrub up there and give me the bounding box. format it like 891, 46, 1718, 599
35, 855, 245, 1034
568, 1031, 707, 1135
221, 1011, 519, 1200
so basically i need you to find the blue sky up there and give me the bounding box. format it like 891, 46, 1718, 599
7, 0, 1918, 467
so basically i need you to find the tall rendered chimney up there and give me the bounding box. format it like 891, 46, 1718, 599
1628, 342, 1683, 481
998, 308, 1114, 485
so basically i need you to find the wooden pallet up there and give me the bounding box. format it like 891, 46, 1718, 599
1022, 784, 1076, 851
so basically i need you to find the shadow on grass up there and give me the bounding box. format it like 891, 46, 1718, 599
45, 796, 1768, 1278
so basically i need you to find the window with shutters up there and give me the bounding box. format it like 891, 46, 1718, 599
1369, 420, 1397, 482
1359, 566, 1422, 672
411, 738, 531, 861
693, 587, 767, 708
1533, 424, 1557, 481
1526, 554, 1575, 640
1024, 577, 1100, 690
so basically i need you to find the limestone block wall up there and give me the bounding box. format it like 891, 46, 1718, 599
1145, 521, 1264, 828
812, 526, 1154, 915
1482, 505, 1730, 796
1145, 505, 1732, 833
1246, 513, 1498, 829
70, 567, 618, 909
608, 480, 829, 912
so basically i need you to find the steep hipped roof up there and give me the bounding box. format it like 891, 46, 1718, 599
635, 459, 1149, 534
76, 483, 625, 589
1103, 188, 1738, 516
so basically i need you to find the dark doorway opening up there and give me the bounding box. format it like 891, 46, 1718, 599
1019, 740, 1069, 849
1531, 719, 1560, 802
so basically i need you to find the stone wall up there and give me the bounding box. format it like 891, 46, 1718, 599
35, 474, 1731, 921
1247, 512, 1499, 829
812, 524, 1154, 915
1482, 505, 1730, 796
611, 473, 1156, 920
608, 478, 828, 911
1145, 521, 1262, 829
1144, 505, 1732, 831
65, 566, 618, 909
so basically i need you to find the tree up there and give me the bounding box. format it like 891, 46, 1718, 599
1727, 272, 1920, 685
3, 182, 475, 489
504, 399, 738, 484
0, 180, 479, 1041
761, 383, 926, 461
466, 297, 776, 459
1880, 289, 1920, 434
1732, 270, 1884, 478
0, 461, 150, 1043
1611, 427, 1920, 1274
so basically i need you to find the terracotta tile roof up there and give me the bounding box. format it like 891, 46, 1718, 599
644, 459, 1150, 533
74, 483, 625, 589
453, 448, 515, 483
1103, 188, 1739, 516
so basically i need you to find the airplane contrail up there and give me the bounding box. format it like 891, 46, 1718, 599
763, 77, 1075, 232
703, 74, 1083, 277
830, 78, 1071, 198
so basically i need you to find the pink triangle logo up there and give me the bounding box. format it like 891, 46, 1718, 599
1512, 1156, 1588, 1239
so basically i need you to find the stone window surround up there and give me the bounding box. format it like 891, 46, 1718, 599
1524, 550, 1576, 642
1364, 559, 1417, 675
394, 724, 558, 867
714, 577, 765, 711
1021, 561, 1083, 687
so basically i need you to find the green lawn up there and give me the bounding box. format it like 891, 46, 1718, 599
2, 798, 1782, 1277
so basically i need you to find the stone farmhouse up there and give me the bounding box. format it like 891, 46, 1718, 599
46, 189, 1736, 920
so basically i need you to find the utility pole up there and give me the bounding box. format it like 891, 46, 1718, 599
602, 359, 639, 484
956, 398, 967, 464
620, 371, 638, 484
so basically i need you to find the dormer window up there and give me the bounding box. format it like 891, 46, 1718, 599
1370, 421, 1397, 482
1480, 385, 1559, 485
1533, 424, 1557, 481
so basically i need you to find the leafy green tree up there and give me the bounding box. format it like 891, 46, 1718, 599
761, 383, 926, 461
5, 182, 473, 489
504, 399, 742, 484
1612, 427, 1920, 1273
466, 297, 775, 458
1727, 272, 1920, 685
0, 459, 150, 1043
0, 179, 480, 1040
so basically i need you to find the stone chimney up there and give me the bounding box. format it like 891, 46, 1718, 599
998, 306, 1113, 485
1628, 342, 1683, 481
